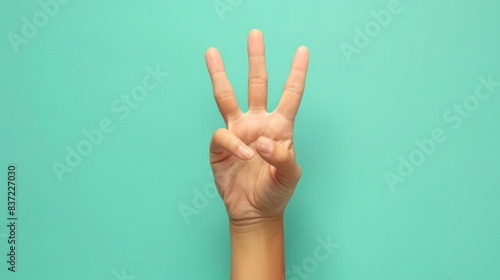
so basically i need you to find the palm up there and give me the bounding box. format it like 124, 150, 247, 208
205, 30, 309, 224
213, 113, 294, 222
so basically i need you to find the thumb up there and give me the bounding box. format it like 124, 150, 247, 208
256, 136, 302, 188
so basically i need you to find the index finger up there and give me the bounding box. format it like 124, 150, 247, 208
205, 47, 243, 124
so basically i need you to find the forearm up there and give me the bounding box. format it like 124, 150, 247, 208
229, 215, 285, 280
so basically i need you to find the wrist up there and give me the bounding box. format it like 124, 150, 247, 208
229, 214, 284, 234
229, 214, 285, 280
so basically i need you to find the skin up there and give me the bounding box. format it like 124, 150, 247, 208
205, 29, 309, 280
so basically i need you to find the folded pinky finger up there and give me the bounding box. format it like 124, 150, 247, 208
255, 136, 301, 188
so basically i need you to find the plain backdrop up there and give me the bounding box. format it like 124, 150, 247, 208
1, 0, 499, 279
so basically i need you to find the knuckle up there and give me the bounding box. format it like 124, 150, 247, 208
215, 88, 235, 98
212, 128, 229, 146
295, 165, 302, 178
213, 128, 226, 139
248, 75, 268, 85
284, 83, 302, 95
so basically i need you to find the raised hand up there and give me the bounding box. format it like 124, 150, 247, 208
205, 29, 309, 227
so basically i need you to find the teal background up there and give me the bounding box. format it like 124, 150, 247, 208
1, 0, 499, 279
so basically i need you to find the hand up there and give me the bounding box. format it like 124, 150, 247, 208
205, 29, 309, 227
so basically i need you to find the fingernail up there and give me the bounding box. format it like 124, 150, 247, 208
238, 145, 254, 160
259, 138, 273, 155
